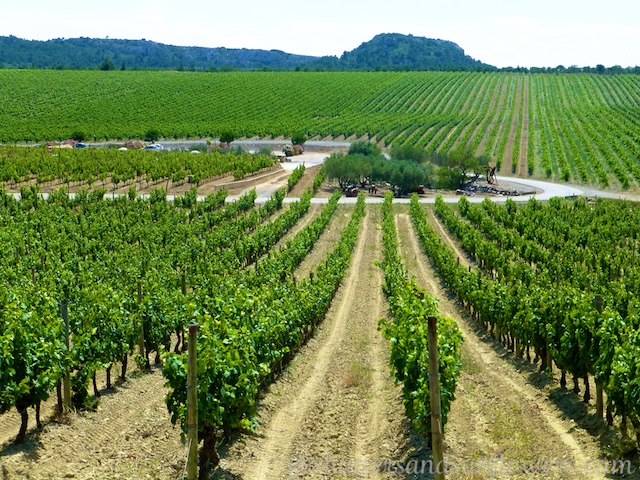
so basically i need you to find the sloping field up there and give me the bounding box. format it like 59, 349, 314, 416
2, 71, 640, 188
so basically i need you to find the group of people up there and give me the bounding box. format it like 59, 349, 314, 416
368, 184, 378, 194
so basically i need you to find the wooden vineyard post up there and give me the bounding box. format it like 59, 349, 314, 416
62, 300, 71, 412
594, 294, 604, 420
187, 324, 199, 480
427, 316, 445, 480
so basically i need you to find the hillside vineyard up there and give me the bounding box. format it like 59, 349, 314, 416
2, 71, 640, 188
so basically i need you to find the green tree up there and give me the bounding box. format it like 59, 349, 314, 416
384, 161, 433, 196
219, 131, 235, 144
430, 150, 490, 189
394, 162, 430, 196
390, 144, 429, 163
144, 129, 160, 142
435, 166, 463, 190
445, 149, 489, 187
71, 131, 86, 142
291, 131, 307, 146
99, 57, 116, 71
325, 152, 433, 195
348, 141, 381, 156
324, 153, 357, 188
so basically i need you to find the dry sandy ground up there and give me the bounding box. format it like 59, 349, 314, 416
0, 366, 186, 480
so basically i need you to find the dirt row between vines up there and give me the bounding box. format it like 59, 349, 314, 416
394, 206, 608, 479
263, 203, 324, 255
219, 206, 412, 479
293, 205, 353, 281
286, 165, 323, 198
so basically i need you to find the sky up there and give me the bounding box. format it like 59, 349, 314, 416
3, 0, 639, 68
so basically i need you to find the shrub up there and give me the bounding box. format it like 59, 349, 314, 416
144, 129, 160, 142
291, 131, 307, 146
219, 131, 235, 144
71, 131, 86, 142
348, 141, 381, 156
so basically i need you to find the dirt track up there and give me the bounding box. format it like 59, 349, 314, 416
220, 206, 407, 479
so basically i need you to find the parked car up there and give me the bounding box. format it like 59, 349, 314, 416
75, 142, 87, 149
143, 143, 164, 151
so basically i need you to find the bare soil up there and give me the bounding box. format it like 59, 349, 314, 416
259, 204, 324, 258
293, 205, 353, 280
0, 367, 185, 480
313, 179, 343, 199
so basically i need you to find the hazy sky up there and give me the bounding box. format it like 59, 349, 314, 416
3, 0, 639, 68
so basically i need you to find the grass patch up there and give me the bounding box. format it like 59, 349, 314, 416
341, 360, 371, 389
461, 351, 482, 375
357, 334, 371, 350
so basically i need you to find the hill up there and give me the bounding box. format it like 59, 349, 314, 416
340, 33, 491, 70
0, 33, 493, 71
0, 36, 317, 70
